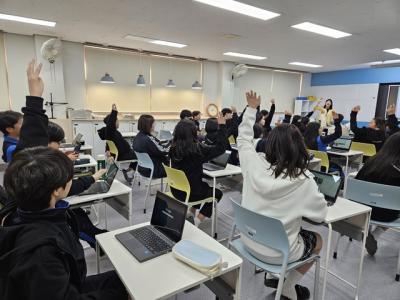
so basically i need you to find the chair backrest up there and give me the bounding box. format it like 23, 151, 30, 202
228, 135, 236, 145
106, 140, 119, 161
345, 178, 400, 211
134, 151, 154, 171
163, 164, 191, 202
309, 150, 329, 172
351, 142, 376, 157
231, 200, 290, 261
159, 130, 173, 141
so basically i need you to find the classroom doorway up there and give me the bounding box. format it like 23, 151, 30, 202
376, 83, 400, 118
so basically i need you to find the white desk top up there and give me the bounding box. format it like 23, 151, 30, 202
203, 163, 242, 178
60, 144, 93, 151
73, 154, 97, 169
96, 221, 243, 300
121, 132, 137, 138
325, 197, 371, 223
65, 180, 131, 206
327, 150, 363, 157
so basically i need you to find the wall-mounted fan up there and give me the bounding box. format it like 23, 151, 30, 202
231, 64, 248, 80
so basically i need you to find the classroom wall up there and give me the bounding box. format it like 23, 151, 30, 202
0, 32, 9, 110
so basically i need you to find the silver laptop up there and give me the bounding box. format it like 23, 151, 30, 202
203, 150, 231, 171
116, 192, 188, 262
329, 138, 352, 153
79, 163, 118, 195
311, 170, 342, 206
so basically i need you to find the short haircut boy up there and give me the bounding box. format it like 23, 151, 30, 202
4, 147, 74, 211
48, 121, 65, 143
0, 111, 22, 135
180, 109, 192, 120
137, 114, 155, 134
221, 108, 232, 116
192, 110, 201, 118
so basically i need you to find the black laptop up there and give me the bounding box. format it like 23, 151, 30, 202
79, 163, 118, 195
329, 138, 352, 153
203, 150, 231, 171
310, 170, 342, 206
116, 192, 188, 262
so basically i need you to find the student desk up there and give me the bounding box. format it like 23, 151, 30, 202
73, 154, 97, 171
320, 197, 371, 300
95, 221, 243, 300
66, 180, 133, 226
203, 164, 242, 238
309, 157, 322, 171
121, 131, 137, 138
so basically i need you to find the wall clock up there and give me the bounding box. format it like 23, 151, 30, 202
206, 103, 219, 117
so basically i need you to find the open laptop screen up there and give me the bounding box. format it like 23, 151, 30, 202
151, 192, 187, 243
105, 163, 119, 186
310, 170, 342, 202
332, 138, 352, 150
210, 150, 231, 167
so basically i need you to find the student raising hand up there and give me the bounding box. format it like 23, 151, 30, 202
387, 104, 396, 116
352, 105, 361, 113
26, 59, 44, 97
246, 90, 261, 108
112, 103, 117, 111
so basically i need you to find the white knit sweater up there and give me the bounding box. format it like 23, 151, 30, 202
237, 107, 328, 264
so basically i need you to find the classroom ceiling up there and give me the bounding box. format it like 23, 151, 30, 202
1, 0, 400, 72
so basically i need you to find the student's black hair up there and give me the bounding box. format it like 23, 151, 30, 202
255, 112, 264, 124
205, 117, 218, 134
48, 122, 65, 143
373, 117, 386, 131
253, 123, 264, 139
137, 114, 155, 135
324, 99, 333, 112
303, 122, 321, 150
192, 110, 201, 118
260, 109, 269, 117
361, 131, 400, 177
265, 123, 309, 179
0, 110, 22, 135
4, 147, 74, 212
291, 115, 306, 133
170, 119, 200, 159
221, 108, 232, 116
291, 115, 302, 125
180, 109, 192, 120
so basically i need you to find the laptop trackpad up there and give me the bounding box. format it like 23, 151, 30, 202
116, 233, 154, 261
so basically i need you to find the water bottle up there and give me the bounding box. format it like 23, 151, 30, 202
97, 154, 106, 170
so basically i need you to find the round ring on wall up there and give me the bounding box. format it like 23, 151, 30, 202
206, 103, 219, 117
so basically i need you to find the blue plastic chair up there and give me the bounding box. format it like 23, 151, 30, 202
132, 151, 163, 214
343, 178, 400, 281
229, 200, 320, 300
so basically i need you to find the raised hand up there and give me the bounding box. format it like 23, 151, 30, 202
112, 103, 117, 111
217, 112, 226, 125
26, 59, 44, 97
245, 90, 261, 109
352, 105, 361, 113
284, 110, 292, 116
231, 106, 237, 113
387, 104, 396, 115
270, 98, 275, 105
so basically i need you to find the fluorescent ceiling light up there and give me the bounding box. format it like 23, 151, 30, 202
150, 40, 187, 48
291, 22, 351, 38
289, 62, 323, 68
0, 13, 56, 27
383, 48, 400, 56
369, 59, 400, 65
223, 52, 266, 60
194, 0, 280, 21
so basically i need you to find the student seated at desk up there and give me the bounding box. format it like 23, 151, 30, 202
98, 103, 137, 183
282, 111, 310, 135
170, 115, 226, 226
238, 91, 327, 300
350, 105, 386, 151
356, 131, 400, 256
0, 111, 22, 163
132, 114, 170, 179
192, 110, 201, 132
180, 109, 192, 120
204, 117, 218, 146
222, 107, 239, 140
0, 147, 128, 300
385, 104, 399, 136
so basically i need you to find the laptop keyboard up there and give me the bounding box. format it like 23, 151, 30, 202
130, 227, 171, 253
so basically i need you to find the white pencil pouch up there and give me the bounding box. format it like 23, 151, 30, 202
172, 240, 227, 276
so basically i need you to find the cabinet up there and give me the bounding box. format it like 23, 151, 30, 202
72, 121, 106, 157
294, 97, 317, 117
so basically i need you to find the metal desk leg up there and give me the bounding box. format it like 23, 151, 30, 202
129, 189, 133, 225
104, 201, 108, 230
322, 223, 333, 300
211, 177, 217, 239
96, 242, 100, 274
234, 266, 242, 300
355, 211, 370, 300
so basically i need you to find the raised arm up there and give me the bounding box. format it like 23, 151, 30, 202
386, 104, 399, 135
264, 99, 275, 128
350, 105, 367, 138
105, 104, 118, 139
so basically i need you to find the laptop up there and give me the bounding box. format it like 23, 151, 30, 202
310, 170, 342, 206
159, 130, 173, 141
79, 163, 118, 195
203, 150, 231, 171
116, 191, 188, 262
329, 138, 352, 153
61, 133, 83, 148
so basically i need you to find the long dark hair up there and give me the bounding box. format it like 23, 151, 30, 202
170, 119, 200, 159
361, 131, 400, 177
138, 114, 155, 135
291, 115, 307, 133
373, 117, 385, 131
303, 122, 321, 150
265, 124, 309, 179
324, 99, 333, 112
